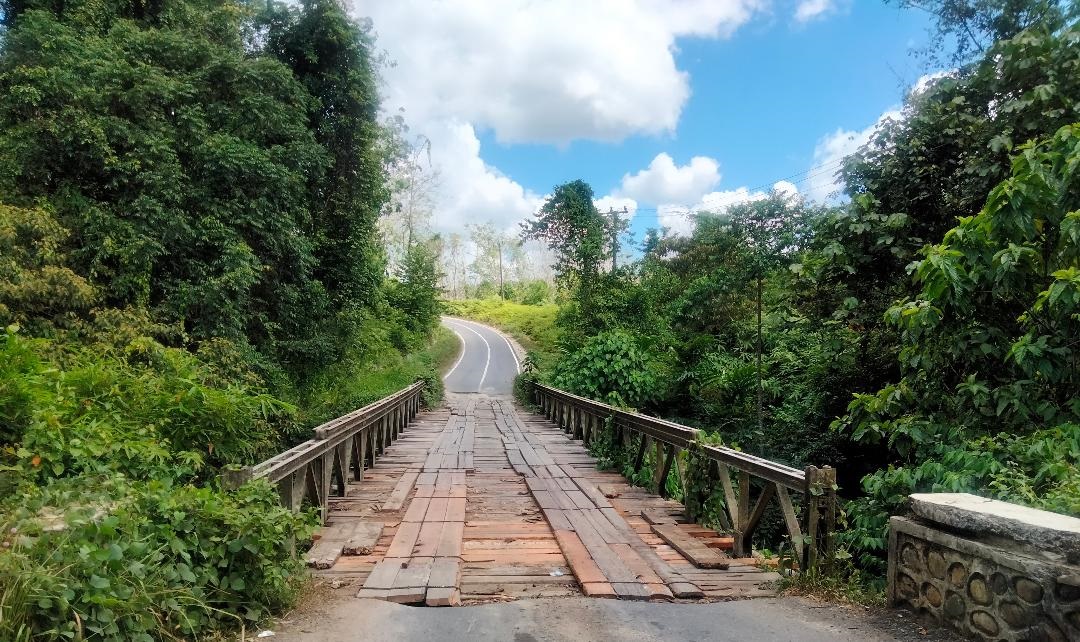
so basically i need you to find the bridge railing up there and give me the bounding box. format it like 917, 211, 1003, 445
532, 382, 836, 572
223, 382, 425, 523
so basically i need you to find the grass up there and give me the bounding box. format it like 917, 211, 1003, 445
299, 325, 461, 426
442, 298, 559, 367
775, 566, 887, 607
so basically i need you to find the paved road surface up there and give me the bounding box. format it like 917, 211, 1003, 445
276, 594, 956, 642
442, 317, 520, 395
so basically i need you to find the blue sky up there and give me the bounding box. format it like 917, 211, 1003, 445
366, 0, 936, 241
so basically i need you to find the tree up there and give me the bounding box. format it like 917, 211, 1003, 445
378, 116, 437, 272
798, 18, 1080, 406
0, 0, 391, 377
886, 0, 1073, 65
521, 180, 609, 323
387, 237, 443, 339
840, 124, 1080, 560
469, 222, 522, 299
0, 204, 95, 335
440, 232, 467, 299
262, 0, 389, 307
725, 193, 811, 433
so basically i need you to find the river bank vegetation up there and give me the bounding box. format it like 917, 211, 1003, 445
0, 0, 443, 638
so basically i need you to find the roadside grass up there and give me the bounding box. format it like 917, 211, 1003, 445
775, 566, 887, 607
299, 325, 459, 426
442, 298, 559, 368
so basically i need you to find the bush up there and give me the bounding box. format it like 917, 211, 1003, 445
0, 476, 313, 641
1, 328, 296, 484
552, 330, 665, 408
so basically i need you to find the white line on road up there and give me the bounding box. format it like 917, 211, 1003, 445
500, 331, 521, 374
452, 317, 521, 374
442, 326, 468, 381
447, 320, 491, 392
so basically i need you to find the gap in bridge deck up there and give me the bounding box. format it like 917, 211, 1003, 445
312, 396, 779, 605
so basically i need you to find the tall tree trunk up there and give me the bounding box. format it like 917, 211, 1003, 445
756, 275, 763, 434
498, 241, 505, 299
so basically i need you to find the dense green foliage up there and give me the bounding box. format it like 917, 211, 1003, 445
0, 0, 444, 638
524, 3, 1079, 580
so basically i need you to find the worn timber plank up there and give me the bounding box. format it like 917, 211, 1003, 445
651, 523, 731, 570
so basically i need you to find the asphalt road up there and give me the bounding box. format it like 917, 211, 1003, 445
275, 595, 958, 642
441, 317, 520, 396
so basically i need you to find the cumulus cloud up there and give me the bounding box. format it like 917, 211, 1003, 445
794, 0, 841, 23
365, 1, 764, 145
358, 0, 765, 233
656, 180, 800, 237
428, 120, 545, 233
804, 109, 901, 202
618, 153, 722, 204
593, 195, 639, 222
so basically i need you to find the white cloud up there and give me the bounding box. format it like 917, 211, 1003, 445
593, 195, 639, 222
656, 180, 800, 236
794, 0, 835, 22
358, 0, 766, 235
365, 1, 764, 145
428, 120, 545, 234
618, 153, 722, 205
804, 109, 901, 202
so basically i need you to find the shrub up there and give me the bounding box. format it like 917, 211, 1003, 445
552, 330, 665, 408
0, 476, 313, 641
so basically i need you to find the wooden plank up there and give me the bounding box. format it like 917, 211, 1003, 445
775, 484, 804, 563
436, 521, 464, 558
581, 582, 617, 598
651, 524, 730, 570
425, 587, 460, 607
385, 521, 422, 558
402, 496, 431, 523
445, 497, 467, 523
641, 509, 677, 525
414, 520, 445, 557
552, 529, 606, 585
305, 538, 344, 570
425, 496, 449, 522
427, 557, 461, 588
342, 521, 384, 556
382, 471, 419, 512
361, 558, 404, 590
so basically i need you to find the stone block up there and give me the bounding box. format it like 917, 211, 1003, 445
908, 493, 1080, 562
889, 515, 1080, 642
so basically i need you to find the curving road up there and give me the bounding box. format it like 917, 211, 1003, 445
441, 317, 520, 396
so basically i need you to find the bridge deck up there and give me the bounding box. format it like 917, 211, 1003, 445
313, 397, 779, 605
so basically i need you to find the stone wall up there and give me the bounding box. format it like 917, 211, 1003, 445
888, 494, 1080, 642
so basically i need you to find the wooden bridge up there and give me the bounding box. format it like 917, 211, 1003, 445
228, 374, 836, 608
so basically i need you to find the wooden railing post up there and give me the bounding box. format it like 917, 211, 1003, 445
802, 465, 837, 573
221, 465, 252, 490
734, 470, 751, 557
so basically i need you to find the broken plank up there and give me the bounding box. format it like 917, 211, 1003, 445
382, 471, 419, 512
342, 522, 385, 556
651, 523, 730, 570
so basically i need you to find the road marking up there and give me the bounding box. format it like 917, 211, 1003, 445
454, 318, 521, 374
442, 326, 468, 381
500, 331, 521, 374
447, 321, 490, 392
